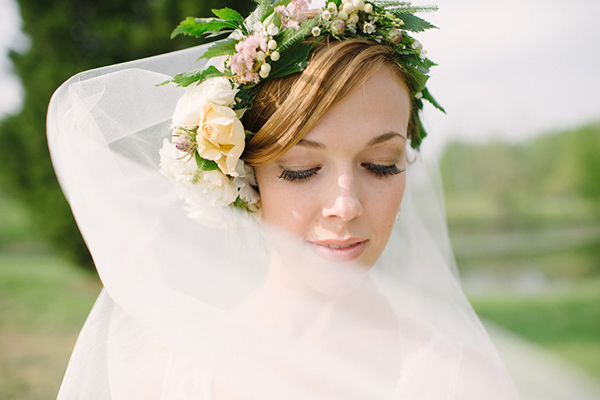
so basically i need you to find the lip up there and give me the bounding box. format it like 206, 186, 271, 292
307, 239, 368, 262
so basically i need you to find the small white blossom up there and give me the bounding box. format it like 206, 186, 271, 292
268, 39, 277, 50
414, 92, 423, 99
363, 22, 376, 34
253, 21, 264, 32
270, 51, 280, 61
412, 40, 423, 50
348, 13, 359, 24
256, 51, 266, 62
347, 23, 357, 33
267, 24, 279, 36
322, 10, 332, 20
327, 2, 338, 13
420, 49, 428, 58
311, 26, 321, 37
364, 3, 373, 13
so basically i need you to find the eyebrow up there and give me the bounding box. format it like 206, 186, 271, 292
296, 132, 406, 150
366, 132, 407, 147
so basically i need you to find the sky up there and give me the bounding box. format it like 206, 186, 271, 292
1, 0, 599, 150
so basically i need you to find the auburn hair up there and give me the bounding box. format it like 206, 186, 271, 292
241, 37, 418, 167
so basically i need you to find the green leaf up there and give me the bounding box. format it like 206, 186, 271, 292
200, 39, 240, 60
171, 17, 239, 39
245, 130, 256, 141
403, 63, 429, 93
231, 196, 259, 213
195, 152, 220, 172
268, 42, 313, 79
422, 87, 446, 113
234, 84, 261, 110
273, 0, 292, 7
396, 13, 437, 32
165, 65, 227, 87
211, 8, 245, 27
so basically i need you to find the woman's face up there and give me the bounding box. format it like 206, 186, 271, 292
255, 67, 410, 268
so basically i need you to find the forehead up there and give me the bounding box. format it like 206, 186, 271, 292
303, 68, 411, 145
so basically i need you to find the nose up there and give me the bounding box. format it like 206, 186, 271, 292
322, 172, 363, 221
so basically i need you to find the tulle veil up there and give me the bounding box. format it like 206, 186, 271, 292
46, 38, 600, 399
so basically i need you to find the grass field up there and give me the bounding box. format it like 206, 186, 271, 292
0, 252, 101, 400
471, 283, 600, 378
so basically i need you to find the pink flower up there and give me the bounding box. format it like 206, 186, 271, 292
286, 0, 311, 22
227, 33, 268, 84
275, 0, 311, 30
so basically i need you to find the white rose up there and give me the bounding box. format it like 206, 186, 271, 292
196, 103, 246, 177
172, 77, 238, 126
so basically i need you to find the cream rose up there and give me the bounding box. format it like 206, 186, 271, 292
196, 103, 246, 177
172, 77, 238, 126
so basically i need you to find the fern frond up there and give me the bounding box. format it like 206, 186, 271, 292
375, 1, 438, 13
396, 13, 437, 31
247, 0, 273, 27
386, 5, 438, 13
277, 20, 316, 54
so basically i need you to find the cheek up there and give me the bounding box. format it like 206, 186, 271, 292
367, 175, 406, 236
255, 169, 318, 236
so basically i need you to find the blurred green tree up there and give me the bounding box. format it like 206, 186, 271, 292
0, 0, 253, 270
440, 122, 600, 230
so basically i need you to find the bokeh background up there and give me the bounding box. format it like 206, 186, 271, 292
0, 0, 598, 398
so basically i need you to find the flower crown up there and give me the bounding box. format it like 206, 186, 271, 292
159, 0, 443, 225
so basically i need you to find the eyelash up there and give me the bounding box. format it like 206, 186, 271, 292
278, 164, 404, 182
278, 167, 321, 182
364, 163, 404, 178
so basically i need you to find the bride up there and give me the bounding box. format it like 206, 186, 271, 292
48, 1, 520, 398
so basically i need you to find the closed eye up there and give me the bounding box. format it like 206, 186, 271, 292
362, 163, 404, 178
278, 167, 321, 182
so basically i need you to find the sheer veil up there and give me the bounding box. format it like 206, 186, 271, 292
44, 28, 551, 397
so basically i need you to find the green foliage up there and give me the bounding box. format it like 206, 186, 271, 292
161, 65, 227, 87
0, 0, 254, 271
211, 7, 246, 28
268, 42, 313, 79
422, 87, 445, 113
395, 12, 436, 32
200, 38, 240, 60
276, 19, 317, 54
440, 122, 600, 230
194, 153, 219, 173
171, 17, 239, 39
381, 2, 439, 14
